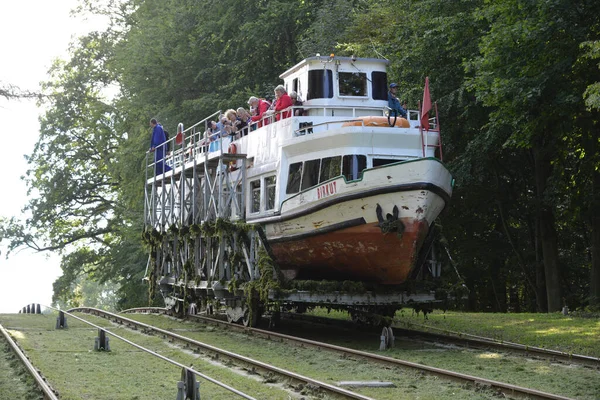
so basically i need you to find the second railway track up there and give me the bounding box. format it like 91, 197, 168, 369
98, 307, 588, 400
275, 310, 600, 369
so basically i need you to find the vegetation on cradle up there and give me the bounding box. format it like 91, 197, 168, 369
0, 0, 599, 313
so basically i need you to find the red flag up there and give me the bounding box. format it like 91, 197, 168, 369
175, 123, 184, 145
175, 131, 184, 145
421, 76, 431, 130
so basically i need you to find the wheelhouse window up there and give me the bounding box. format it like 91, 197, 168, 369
319, 156, 342, 182
286, 162, 302, 194
372, 71, 388, 100
265, 176, 276, 210
250, 180, 260, 213
301, 159, 320, 191
342, 155, 367, 181
339, 72, 367, 97
307, 69, 333, 100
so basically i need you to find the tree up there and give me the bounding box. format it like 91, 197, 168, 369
469, 0, 600, 311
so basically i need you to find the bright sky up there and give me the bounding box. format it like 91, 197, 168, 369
0, 1, 106, 313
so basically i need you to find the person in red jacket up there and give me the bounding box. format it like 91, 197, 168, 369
248, 96, 271, 129
272, 85, 292, 121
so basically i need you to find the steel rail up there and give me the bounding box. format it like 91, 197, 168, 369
121, 307, 168, 314
121, 308, 575, 400
0, 323, 59, 400
185, 313, 576, 400
392, 321, 600, 368
57, 307, 256, 400
282, 310, 600, 368
72, 307, 375, 400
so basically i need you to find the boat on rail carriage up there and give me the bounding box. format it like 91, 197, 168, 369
144, 55, 454, 323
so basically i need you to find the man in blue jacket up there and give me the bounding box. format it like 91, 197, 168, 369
388, 83, 407, 118
149, 118, 171, 175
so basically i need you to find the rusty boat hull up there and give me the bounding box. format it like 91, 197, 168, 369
260, 158, 453, 284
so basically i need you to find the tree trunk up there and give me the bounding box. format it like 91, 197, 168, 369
533, 146, 562, 312
590, 150, 600, 307
535, 216, 548, 312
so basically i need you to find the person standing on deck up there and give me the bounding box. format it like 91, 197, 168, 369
248, 96, 271, 128
290, 91, 305, 116
272, 85, 293, 121
387, 83, 407, 119
149, 118, 171, 175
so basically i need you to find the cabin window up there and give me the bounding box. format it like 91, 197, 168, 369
265, 176, 276, 210
301, 159, 321, 190
373, 158, 401, 168
250, 180, 261, 213
372, 71, 388, 100
307, 69, 333, 100
286, 162, 302, 194
292, 78, 299, 93
342, 155, 367, 181
339, 72, 367, 97
319, 156, 342, 183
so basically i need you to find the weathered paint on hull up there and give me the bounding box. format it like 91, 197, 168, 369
269, 218, 430, 284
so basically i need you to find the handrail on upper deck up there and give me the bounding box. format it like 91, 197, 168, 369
145, 101, 443, 180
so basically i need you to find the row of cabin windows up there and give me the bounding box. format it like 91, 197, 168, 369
286, 155, 367, 195
250, 176, 276, 214
249, 158, 401, 213
303, 70, 388, 101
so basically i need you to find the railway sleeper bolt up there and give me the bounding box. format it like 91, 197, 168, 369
55, 311, 68, 329
94, 329, 111, 352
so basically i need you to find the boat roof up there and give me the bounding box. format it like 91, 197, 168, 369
280, 56, 390, 79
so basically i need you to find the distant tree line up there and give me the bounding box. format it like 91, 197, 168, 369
1, 0, 599, 312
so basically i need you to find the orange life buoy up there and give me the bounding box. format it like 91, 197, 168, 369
342, 116, 410, 128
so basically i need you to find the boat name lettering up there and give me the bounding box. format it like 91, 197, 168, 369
317, 181, 337, 199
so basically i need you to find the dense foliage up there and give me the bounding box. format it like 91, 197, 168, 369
1, 0, 599, 312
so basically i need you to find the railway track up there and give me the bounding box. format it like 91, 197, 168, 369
277, 310, 600, 369
0, 323, 58, 400
393, 323, 600, 369
71, 307, 376, 400
120, 307, 578, 400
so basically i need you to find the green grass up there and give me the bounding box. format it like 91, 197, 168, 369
0, 313, 294, 400
0, 333, 43, 400
393, 309, 600, 358
3, 310, 599, 399
126, 314, 506, 400
304, 307, 600, 358
300, 307, 600, 399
